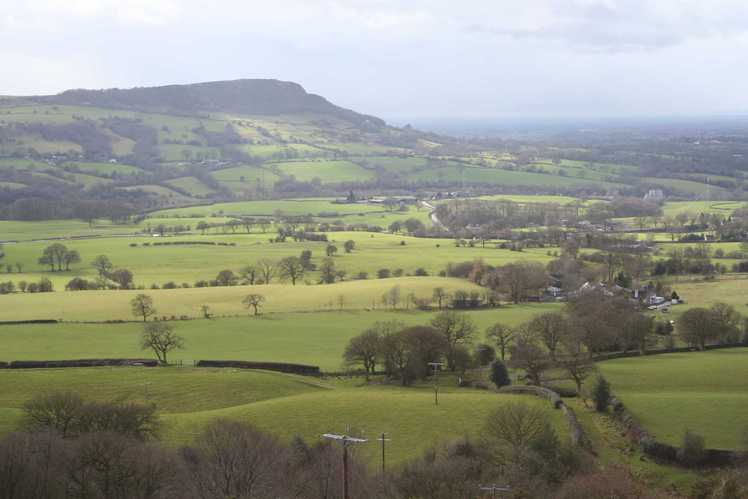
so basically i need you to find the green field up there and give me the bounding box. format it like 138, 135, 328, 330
0, 231, 552, 288
273, 159, 375, 183
0, 366, 564, 465
0, 306, 559, 368
598, 348, 748, 450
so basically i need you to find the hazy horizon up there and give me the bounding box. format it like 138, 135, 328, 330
4, 0, 748, 119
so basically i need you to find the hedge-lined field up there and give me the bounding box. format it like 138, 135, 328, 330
0, 277, 488, 321
597, 348, 748, 450
0, 231, 553, 288
0, 306, 559, 368
0, 366, 565, 465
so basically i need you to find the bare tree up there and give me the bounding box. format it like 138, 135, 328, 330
278, 256, 305, 285
430, 311, 476, 371
130, 294, 156, 322
243, 294, 265, 316
498, 261, 547, 303
257, 259, 276, 285
508, 327, 550, 385
527, 312, 569, 360
91, 255, 114, 278
432, 287, 449, 310
486, 323, 515, 360
141, 322, 184, 364
343, 328, 382, 378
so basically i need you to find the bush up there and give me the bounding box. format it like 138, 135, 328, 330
489, 360, 511, 388
677, 430, 705, 466
377, 268, 391, 279
414, 267, 429, 276
592, 375, 611, 412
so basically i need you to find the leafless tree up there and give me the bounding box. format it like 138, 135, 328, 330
141, 322, 184, 364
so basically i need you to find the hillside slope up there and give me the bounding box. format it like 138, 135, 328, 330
34, 79, 385, 127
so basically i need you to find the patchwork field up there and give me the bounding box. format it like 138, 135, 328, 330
597, 348, 748, 450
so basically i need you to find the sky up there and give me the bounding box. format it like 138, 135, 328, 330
3, 0, 748, 120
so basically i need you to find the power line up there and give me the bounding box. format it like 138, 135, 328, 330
479, 484, 512, 498
322, 433, 368, 499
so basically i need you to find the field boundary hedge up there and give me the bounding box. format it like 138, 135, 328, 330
498, 385, 588, 448
610, 395, 745, 467
196, 360, 320, 376
593, 342, 745, 363
0, 319, 58, 325
3, 359, 158, 369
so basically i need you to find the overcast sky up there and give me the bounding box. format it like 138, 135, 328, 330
3, 0, 748, 120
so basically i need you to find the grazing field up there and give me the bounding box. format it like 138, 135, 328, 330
273, 159, 375, 183
154, 198, 381, 218
597, 348, 748, 450
0, 219, 143, 241
661, 200, 745, 217
165, 176, 218, 197
0, 231, 553, 287
0, 306, 560, 368
666, 276, 748, 316
0, 277, 486, 321
407, 164, 622, 189
0, 366, 565, 465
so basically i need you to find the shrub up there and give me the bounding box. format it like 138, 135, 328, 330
489, 360, 511, 388
414, 267, 429, 276
677, 430, 705, 466
377, 268, 391, 279
162, 281, 178, 289
592, 375, 611, 412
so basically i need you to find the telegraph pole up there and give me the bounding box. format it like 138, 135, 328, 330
428, 362, 444, 406
377, 432, 390, 474
479, 484, 511, 498
322, 433, 368, 499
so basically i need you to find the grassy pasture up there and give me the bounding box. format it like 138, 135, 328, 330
641, 177, 729, 197
273, 159, 375, 183
0, 219, 143, 241
0, 306, 559, 368
0, 231, 552, 288
0, 366, 563, 465
661, 200, 745, 218
165, 176, 217, 197
0, 277, 483, 321
407, 164, 622, 189
154, 198, 378, 217
597, 348, 748, 450
63, 161, 142, 176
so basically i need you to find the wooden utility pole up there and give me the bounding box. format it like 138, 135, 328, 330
322, 433, 367, 499
378, 432, 390, 474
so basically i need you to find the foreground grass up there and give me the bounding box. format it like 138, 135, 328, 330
0, 367, 564, 465
597, 348, 748, 450
0, 306, 559, 369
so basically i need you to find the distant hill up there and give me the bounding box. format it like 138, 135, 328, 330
31, 79, 385, 127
